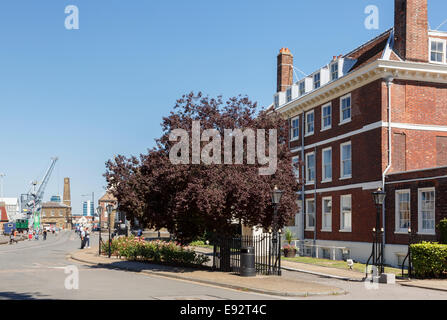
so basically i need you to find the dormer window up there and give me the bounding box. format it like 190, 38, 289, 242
313, 73, 321, 89
299, 82, 305, 96
286, 88, 292, 102
430, 39, 446, 64
331, 62, 339, 81
274, 95, 279, 108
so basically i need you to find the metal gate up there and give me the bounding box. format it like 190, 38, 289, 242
212, 233, 282, 276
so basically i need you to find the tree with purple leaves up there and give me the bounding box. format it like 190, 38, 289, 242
105, 92, 300, 244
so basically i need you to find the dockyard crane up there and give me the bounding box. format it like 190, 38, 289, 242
20, 157, 58, 229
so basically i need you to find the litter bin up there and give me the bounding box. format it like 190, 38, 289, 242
240, 246, 256, 277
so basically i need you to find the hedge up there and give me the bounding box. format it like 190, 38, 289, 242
101, 236, 210, 267
411, 242, 447, 278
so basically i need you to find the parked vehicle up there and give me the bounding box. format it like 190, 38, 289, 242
3, 223, 16, 235
15, 219, 29, 232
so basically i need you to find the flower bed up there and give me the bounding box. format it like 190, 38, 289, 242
101, 236, 210, 267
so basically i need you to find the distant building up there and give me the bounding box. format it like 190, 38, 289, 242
98, 191, 119, 229
41, 177, 72, 229
50, 195, 61, 203
82, 200, 95, 217
0, 198, 19, 221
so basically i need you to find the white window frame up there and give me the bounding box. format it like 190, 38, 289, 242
286, 88, 292, 102
305, 152, 316, 185
321, 147, 332, 183
290, 116, 300, 141
321, 196, 332, 232
274, 95, 279, 108
330, 62, 339, 81
340, 195, 352, 232
305, 198, 315, 231
429, 38, 446, 64
292, 156, 300, 180
395, 190, 411, 234
340, 141, 352, 180
305, 110, 314, 137
339, 93, 352, 125
418, 187, 436, 235
299, 81, 306, 96
321, 103, 332, 131
313, 72, 321, 89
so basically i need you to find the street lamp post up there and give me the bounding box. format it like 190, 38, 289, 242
106, 204, 113, 258
271, 185, 284, 275
371, 188, 386, 275
96, 206, 103, 256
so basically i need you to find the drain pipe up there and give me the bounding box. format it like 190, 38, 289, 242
382, 75, 394, 263
300, 110, 305, 241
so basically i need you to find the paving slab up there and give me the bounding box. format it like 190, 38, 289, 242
70, 247, 346, 297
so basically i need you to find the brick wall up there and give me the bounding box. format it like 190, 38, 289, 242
394, 0, 428, 62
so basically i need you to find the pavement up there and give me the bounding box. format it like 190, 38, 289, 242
191, 246, 447, 292
70, 247, 346, 297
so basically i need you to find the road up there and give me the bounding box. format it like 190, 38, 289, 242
0, 230, 446, 300
0, 231, 284, 300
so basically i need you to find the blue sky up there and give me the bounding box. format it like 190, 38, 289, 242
0, 0, 446, 214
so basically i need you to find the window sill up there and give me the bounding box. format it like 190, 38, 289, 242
305, 228, 315, 232
417, 231, 436, 236
290, 137, 300, 142
339, 176, 352, 181
321, 229, 332, 233
304, 133, 314, 138
321, 179, 332, 184
394, 231, 411, 235
339, 229, 352, 233
339, 119, 352, 126
321, 126, 331, 132
305, 182, 315, 186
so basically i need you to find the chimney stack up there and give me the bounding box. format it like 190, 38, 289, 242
277, 48, 293, 93
394, 0, 428, 62
63, 177, 71, 208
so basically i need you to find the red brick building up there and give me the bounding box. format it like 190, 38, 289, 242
274, 0, 447, 266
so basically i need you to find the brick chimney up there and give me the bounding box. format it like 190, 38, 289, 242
277, 48, 293, 92
394, 0, 429, 62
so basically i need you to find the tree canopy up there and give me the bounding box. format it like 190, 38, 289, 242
105, 92, 300, 244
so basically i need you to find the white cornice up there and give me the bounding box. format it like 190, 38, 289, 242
277, 59, 447, 118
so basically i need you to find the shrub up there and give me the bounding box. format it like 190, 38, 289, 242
437, 219, 447, 244
101, 236, 210, 267
411, 242, 447, 278
285, 229, 294, 245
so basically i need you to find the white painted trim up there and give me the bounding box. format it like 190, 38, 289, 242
429, 38, 447, 64
395, 189, 411, 234
305, 151, 316, 185
340, 194, 352, 233
386, 175, 447, 185
321, 102, 332, 131
291, 121, 383, 154
304, 180, 382, 195
305, 110, 315, 136
385, 122, 447, 132
290, 115, 300, 141
429, 30, 447, 37
290, 120, 447, 155
322, 147, 332, 182
322, 196, 332, 232
292, 156, 300, 180
418, 187, 436, 235
339, 93, 352, 125
340, 141, 352, 180
305, 198, 316, 230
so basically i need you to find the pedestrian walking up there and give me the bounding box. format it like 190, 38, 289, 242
28, 232, 33, 241
9, 231, 15, 245
80, 228, 86, 249
43, 230, 47, 241
85, 228, 90, 248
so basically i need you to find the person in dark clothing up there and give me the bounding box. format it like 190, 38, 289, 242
43, 230, 47, 240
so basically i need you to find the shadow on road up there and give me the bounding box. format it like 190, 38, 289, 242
0, 291, 50, 300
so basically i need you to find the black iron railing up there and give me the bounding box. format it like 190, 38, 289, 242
212, 233, 282, 276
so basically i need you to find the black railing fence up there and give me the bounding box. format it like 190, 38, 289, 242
212, 233, 282, 276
